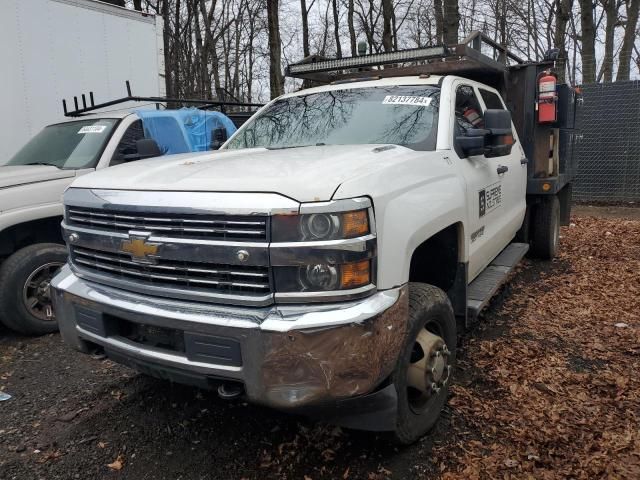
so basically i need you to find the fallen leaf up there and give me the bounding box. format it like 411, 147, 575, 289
107, 454, 125, 471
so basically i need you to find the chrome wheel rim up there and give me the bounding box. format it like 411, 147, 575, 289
406, 326, 451, 414
22, 262, 64, 321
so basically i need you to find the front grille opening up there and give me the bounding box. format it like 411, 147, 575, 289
66, 206, 269, 242
71, 246, 271, 296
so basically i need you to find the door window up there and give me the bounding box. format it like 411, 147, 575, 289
455, 85, 485, 133
110, 120, 145, 165
479, 89, 506, 110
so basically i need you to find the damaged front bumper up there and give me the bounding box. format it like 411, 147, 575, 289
51, 265, 408, 414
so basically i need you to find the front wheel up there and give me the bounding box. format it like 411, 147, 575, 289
0, 244, 67, 335
392, 283, 457, 444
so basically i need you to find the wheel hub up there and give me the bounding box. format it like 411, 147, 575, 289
406, 329, 451, 411
22, 262, 64, 321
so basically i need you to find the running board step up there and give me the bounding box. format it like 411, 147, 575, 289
467, 242, 529, 320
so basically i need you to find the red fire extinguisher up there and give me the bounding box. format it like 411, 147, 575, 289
537, 71, 558, 123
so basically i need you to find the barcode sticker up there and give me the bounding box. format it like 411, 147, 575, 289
382, 95, 432, 106
78, 125, 107, 134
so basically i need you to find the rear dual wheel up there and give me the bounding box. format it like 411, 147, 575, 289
392, 283, 457, 444
530, 196, 561, 259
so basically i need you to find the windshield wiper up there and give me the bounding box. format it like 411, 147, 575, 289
266, 143, 326, 150
23, 162, 60, 168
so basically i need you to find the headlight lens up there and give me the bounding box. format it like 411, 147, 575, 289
274, 260, 372, 292
272, 209, 370, 242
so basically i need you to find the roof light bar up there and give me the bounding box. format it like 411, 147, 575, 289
287, 46, 448, 75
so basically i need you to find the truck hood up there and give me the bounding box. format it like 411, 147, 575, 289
0, 165, 76, 189
69, 145, 416, 202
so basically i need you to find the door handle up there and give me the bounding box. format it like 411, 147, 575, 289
497, 165, 509, 174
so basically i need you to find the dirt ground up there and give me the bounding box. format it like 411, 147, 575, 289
0, 206, 638, 480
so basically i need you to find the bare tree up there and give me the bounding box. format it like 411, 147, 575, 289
554, 0, 574, 82
347, 0, 358, 55
332, 0, 343, 57
579, 0, 597, 83
382, 0, 394, 51
267, 0, 284, 98
599, 0, 621, 82
443, 0, 459, 44
616, 0, 639, 80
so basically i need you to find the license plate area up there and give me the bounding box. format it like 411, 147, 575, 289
75, 307, 242, 367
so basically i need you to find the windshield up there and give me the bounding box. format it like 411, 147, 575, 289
5, 119, 119, 169
224, 85, 440, 151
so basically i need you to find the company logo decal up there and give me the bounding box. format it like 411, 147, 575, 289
479, 182, 502, 217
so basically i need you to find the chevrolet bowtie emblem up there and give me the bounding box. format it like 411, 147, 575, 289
120, 235, 160, 263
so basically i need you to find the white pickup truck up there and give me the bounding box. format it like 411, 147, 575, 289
0, 103, 248, 335
51, 36, 579, 443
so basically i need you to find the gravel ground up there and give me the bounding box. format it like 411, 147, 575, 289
0, 207, 638, 480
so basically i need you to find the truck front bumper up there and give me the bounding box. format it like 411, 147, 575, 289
52, 265, 408, 411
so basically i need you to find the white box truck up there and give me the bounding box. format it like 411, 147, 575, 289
0, 0, 165, 161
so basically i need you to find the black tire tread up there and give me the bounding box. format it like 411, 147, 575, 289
530, 196, 560, 259
393, 282, 456, 445
0, 243, 67, 335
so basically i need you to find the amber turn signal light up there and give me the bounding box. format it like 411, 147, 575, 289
340, 260, 371, 289
342, 210, 369, 238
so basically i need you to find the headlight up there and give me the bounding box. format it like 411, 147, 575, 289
271, 198, 376, 299
272, 209, 370, 242
274, 260, 372, 293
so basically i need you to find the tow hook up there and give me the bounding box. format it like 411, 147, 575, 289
217, 382, 244, 400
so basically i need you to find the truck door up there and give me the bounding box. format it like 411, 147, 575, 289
477, 86, 527, 250
452, 84, 522, 281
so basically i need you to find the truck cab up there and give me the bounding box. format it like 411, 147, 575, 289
50, 33, 579, 443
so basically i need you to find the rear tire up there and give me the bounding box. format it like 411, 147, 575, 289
0, 244, 67, 335
392, 283, 456, 445
530, 196, 560, 259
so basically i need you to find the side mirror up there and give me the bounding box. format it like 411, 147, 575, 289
456, 128, 489, 157
484, 109, 514, 158
135, 138, 162, 159
210, 127, 228, 150
122, 138, 162, 162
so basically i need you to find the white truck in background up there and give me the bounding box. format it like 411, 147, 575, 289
0, 0, 261, 335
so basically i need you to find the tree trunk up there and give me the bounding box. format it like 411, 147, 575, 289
133, 0, 143, 10
348, 0, 357, 55
266, 0, 284, 98
161, 0, 173, 97
554, 0, 574, 82
600, 0, 618, 82
381, 0, 394, 52
443, 0, 459, 44
434, 0, 444, 43
332, 0, 342, 57
301, 0, 311, 58
617, 0, 639, 80
579, 0, 596, 84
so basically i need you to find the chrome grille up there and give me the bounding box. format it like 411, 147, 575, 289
67, 207, 268, 241
71, 246, 271, 295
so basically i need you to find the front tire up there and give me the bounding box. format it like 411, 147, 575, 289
392, 283, 457, 444
0, 244, 67, 335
